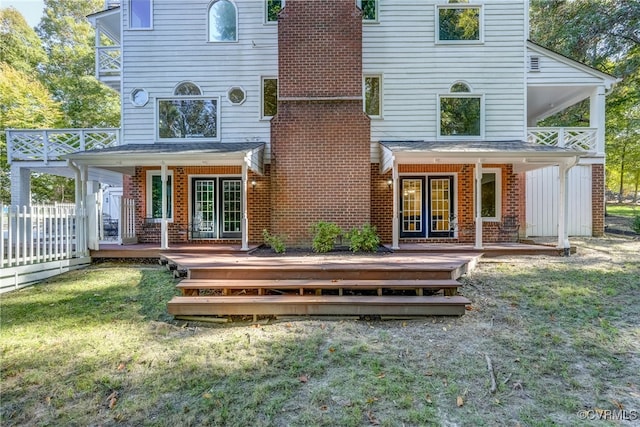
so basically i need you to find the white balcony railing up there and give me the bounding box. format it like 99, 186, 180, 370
527, 127, 597, 152
6, 128, 120, 164
97, 46, 121, 77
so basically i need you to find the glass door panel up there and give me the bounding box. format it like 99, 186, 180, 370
192, 179, 217, 239
428, 176, 453, 237
400, 178, 425, 238
221, 179, 242, 238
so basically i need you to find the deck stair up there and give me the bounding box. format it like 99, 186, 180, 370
165, 253, 479, 317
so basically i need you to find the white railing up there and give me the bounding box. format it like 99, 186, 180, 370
527, 127, 597, 152
97, 46, 121, 76
1, 204, 78, 269
6, 128, 120, 164
121, 198, 138, 244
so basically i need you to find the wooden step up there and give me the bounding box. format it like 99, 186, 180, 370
176, 279, 461, 296
187, 265, 457, 281
167, 295, 470, 316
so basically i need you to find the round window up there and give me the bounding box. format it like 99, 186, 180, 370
227, 87, 246, 105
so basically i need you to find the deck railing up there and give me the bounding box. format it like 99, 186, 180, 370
97, 46, 121, 77
1, 204, 78, 269
6, 128, 120, 164
527, 127, 597, 152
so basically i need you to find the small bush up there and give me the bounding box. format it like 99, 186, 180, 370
312, 221, 343, 253
346, 224, 380, 253
632, 215, 640, 234
262, 229, 286, 254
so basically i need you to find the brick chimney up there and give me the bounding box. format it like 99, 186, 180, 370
270, 0, 371, 246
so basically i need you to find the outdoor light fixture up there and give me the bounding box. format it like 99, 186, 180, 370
251, 180, 257, 190
387, 179, 393, 189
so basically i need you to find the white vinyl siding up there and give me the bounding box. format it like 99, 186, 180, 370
122, 0, 278, 146
363, 0, 527, 142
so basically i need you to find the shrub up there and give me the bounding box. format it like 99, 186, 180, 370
346, 224, 380, 253
632, 215, 640, 234
312, 221, 342, 253
262, 229, 286, 254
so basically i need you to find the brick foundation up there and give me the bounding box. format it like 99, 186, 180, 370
592, 164, 605, 236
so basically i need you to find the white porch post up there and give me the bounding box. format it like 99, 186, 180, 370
79, 164, 89, 256
10, 164, 31, 207
391, 160, 400, 250
590, 86, 606, 156
557, 161, 571, 253
474, 161, 483, 249
241, 163, 249, 251
160, 163, 169, 250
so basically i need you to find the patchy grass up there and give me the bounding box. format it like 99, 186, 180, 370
1, 239, 639, 426
606, 203, 639, 218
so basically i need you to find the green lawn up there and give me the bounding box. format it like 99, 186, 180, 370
1, 239, 639, 426
606, 203, 639, 217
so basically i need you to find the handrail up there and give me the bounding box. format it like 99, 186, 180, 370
527, 127, 597, 152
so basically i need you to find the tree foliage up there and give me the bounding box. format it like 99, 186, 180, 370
530, 0, 640, 198
0, 8, 48, 74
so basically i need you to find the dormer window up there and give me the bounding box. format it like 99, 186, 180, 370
439, 81, 483, 138
209, 0, 238, 42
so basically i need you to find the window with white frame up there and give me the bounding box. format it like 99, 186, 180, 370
158, 82, 219, 140
266, 0, 283, 23
439, 81, 482, 137
363, 75, 381, 117
437, 2, 482, 43
358, 0, 378, 22
479, 168, 501, 221
146, 170, 173, 220
130, 0, 152, 29
209, 0, 237, 42
262, 77, 278, 118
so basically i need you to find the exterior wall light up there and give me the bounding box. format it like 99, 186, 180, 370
251, 180, 257, 190
387, 179, 393, 189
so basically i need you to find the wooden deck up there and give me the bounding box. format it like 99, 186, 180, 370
163, 252, 479, 318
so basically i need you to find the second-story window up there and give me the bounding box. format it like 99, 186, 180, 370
130, 0, 152, 29
437, 3, 482, 43
358, 0, 378, 22
266, 0, 283, 23
209, 0, 237, 42
364, 75, 381, 117
439, 81, 482, 137
262, 77, 278, 118
158, 82, 219, 140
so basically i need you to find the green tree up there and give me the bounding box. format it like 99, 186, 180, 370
0, 8, 48, 74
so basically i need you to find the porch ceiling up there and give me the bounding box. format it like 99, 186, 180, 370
63, 142, 265, 175
87, 7, 121, 43
527, 85, 594, 123
379, 140, 582, 173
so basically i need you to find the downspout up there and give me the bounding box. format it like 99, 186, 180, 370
391, 158, 399, 250
557, 156, 579, 254
160, 162, 169, 250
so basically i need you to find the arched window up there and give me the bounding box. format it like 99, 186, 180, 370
439, 81, 482, 137
450, 81, 471, 93
174, 82, 202, 96
209, 0, 237, 42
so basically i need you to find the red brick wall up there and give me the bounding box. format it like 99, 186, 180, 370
370, 164, 393, 243
278, 0, 362, 99
592, 164, 605, 236
247, 166, 271, 244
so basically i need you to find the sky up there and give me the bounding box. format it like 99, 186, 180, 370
1, 0, 46, 27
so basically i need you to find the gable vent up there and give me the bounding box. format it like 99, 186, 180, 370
529, 56, 540, 72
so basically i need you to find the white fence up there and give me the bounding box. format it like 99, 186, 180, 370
1, 204, 90, 293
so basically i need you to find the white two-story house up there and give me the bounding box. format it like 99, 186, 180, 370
6, 0, 617, 252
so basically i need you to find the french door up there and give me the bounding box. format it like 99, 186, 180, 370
400, 176, 454, 238
191, 178, 242, 239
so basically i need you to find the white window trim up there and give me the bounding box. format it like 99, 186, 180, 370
208, 0, 239, 43
264, 0, 284, 24
363, 74, 383, 119
146, 169, 174, 222
437, 93, 485, 139
477, 167, 502, 222
174, 81, 203, 96
357, 0, 379, 23
435, 4, 484, 45
156, 96, 221, 142
128, 0, 153, 30
260, 76, 278, 120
